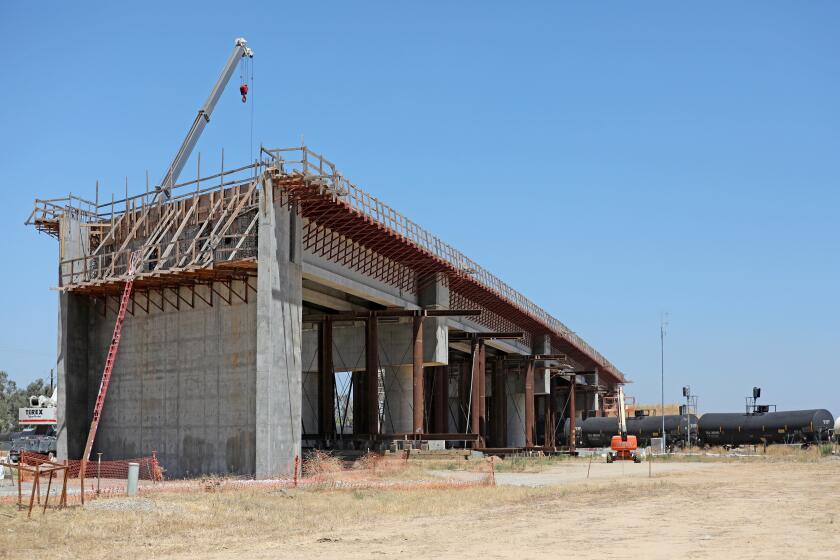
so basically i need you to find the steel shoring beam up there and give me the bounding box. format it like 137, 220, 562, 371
374, 432, 478, 442
302, 309, 480, 323
448, 332, 525, 341
530, 354, 571, 361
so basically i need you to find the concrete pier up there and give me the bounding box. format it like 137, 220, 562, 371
255, 178, 302, 478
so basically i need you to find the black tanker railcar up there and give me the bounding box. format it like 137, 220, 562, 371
565, 414, 699, 449
697, 409, 834, 447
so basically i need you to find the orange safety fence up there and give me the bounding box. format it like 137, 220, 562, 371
18, 451, 163, 481
2, 451, 494, 509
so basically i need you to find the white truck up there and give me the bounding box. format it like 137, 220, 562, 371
9, 387, 58, 463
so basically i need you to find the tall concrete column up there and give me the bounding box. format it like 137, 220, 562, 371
366, 317, 379, 435
412, 314, 424, 434
525, 333, 554, 446
524, 359, 535, 448
318, 319, 335, 437
256, 177, 303, 478
56, 214, 91, 461
506, 368, 526, 448
383, 365, 413, 433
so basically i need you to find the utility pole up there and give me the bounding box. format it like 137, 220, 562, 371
660, 313, 668, 452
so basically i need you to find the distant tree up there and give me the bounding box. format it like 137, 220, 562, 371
0, 372, 49, 433
24, 378, 48, 398
0, 371, 19, 433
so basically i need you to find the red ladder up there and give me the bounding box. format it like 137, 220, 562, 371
80, 257, 139, 470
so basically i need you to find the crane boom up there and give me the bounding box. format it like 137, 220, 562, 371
617, 386, 628, 438
157, 37, 254, 200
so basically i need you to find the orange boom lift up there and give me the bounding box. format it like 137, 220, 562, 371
607, 386, 641, 463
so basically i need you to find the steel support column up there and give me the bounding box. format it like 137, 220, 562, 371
492, 356, 506, 447
524, 359, 535, 447
366, 317, 379, 435
317, 318, 335, 437
459, 360, 470, 433
412, 314, 425, 434
470, 339, 481, 446
544, 389, 555, 448
569, 374, 576, 454
352, 371, 367, 435
433, 366, 448, 433
477, 340, 486, 445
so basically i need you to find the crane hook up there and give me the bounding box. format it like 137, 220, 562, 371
239, 83, 249, 103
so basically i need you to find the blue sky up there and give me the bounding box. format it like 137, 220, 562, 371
1, 2, 837, 413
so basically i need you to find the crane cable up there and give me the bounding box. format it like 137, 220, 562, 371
249, 55, 255, 164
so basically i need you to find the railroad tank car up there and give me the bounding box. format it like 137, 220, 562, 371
697, 409, 834, 447
564, 414, 698, 448
630, 414, 699, 447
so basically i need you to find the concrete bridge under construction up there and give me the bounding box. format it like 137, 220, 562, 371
27, 146, 626, 478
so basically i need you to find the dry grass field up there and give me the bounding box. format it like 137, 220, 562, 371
2, 452, 839, 559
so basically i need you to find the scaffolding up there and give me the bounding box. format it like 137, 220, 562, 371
26, 146, 625, 384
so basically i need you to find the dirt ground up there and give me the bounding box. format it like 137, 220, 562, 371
202, 460, 839, 560
2, 457, 839, 559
